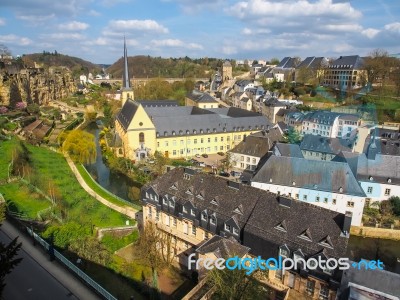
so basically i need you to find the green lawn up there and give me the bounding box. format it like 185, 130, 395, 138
25, 144, 128, 227
0, 138, 128, 226
76, 164, 141, 211
0, 137, 20, 181
101, 230, 139, 253
0, 182, 50, 219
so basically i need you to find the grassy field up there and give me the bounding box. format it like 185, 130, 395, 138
0, 137, 20, 181
101, 230, 139, 253
0, 182, 50, 219
76, 164, 141, 210
0, 138, 128, 227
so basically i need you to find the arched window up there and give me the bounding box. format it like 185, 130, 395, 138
139, 132, 145, 143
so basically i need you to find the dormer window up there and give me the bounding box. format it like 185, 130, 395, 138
224, 224, 231, 231
196, 193, 204, 200
233, 227, 239, 235
292, 181, 296, 186
186, 130, 190, 134
388, 178, 392, 183
200, 129, 203, 134
156, 132, 160, 137
369, 176, 373, 181
191, 209, 196, 216
201, 212, 207, 221
169, 199, 175, 208
207, 129, 210, 133
339, 187, 343, 193
269, 178, 273, 183
172, 131, 176, 136
319, 236, 333, 249
164, 131, 168, 136
183, 206, 188, 213
279, 244, 290, 258
210, 215, 216, 225
186, 188, 193, 195
210, 198, 219, 206
293, 249, 305, 269
298, 229, 312, 241
275, 220, 287, 232
163, 197, 168, 205
179, 130, 183, 135
193, 130, 197, 134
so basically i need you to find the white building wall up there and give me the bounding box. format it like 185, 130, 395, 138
231, 152, 259, 171
251, 182, 364, 226
360, 181, 400, 204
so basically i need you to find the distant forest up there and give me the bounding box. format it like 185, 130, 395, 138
107, 56, 231, 79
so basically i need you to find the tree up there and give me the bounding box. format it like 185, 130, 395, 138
152, 151, 169, 176
220, 152, 233, 172
389, 196, 400, 217
206, 265, 267, 300
269, 58, 280, 65
62, 130, 96, 164
364, 49, 397, 88
286, 127, 301, 144
136, 222, 166, 298
0, 202, 23, 296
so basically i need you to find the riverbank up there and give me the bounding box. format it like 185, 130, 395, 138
65, 155, 139, 219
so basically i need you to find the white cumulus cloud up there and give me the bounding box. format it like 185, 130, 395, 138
361, 28, 380, 39
0, 18, 5, 26
151, 39, 203, 50
108, 19, 169, 34
0, 34, 32, 46
58, 21, 89, 31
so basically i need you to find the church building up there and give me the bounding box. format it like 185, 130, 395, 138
114, 42, 272, 161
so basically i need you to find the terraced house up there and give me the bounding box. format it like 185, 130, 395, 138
141, 168, 352, 299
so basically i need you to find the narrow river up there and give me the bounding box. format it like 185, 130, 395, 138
84, 123, 141, 203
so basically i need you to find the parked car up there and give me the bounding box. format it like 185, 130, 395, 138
230, 171, 242, 177
219, 171, 230, 177
195, 154, 201, 158
217, 152, 224, 156
201, 154, 208, 158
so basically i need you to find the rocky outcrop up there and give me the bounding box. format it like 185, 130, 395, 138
0, 65, 76, 107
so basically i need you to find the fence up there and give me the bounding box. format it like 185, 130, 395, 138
26, 227, 117, 300
79, 164, 142, 210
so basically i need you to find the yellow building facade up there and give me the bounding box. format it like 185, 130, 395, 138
115, 100, 271, 160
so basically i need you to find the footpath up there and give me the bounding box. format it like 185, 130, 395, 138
65, 156, 138, 219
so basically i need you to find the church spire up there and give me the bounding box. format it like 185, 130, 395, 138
121, 37, 134, 106
123, 36, 131, 90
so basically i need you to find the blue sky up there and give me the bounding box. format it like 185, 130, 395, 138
0, 0, 399, 64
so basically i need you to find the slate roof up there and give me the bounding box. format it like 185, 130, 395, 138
230, 129, 282, 157
243, 195, 349, 260
356, 153, 400, 185
302, 111, 341, 125
196, 235, 250, 258
252, 155, 366, 197
297, 57, 327, 69
276, 108, 296, 117
143, 106, 272, 137
264, 97, 287, 107
300, 135, 353, 155
186, 90, 218, 104
143, 168, 350, 260
276, 57, 298, 69
235, 79, 253, 87
273, 143, 304, 158
338, 262, 400, 299
329, 55, 364, 70
136, 100, 179, 107
116, 99, 139, 131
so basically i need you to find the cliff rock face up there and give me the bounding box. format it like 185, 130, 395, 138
0, 66, 76, 107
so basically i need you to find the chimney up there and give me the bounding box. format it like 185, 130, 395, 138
341, 211, 352, 237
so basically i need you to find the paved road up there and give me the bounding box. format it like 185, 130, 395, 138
1, 221, 101, 300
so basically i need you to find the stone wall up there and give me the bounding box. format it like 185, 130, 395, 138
351, 226, 400, 241
0, 66, 76, 107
